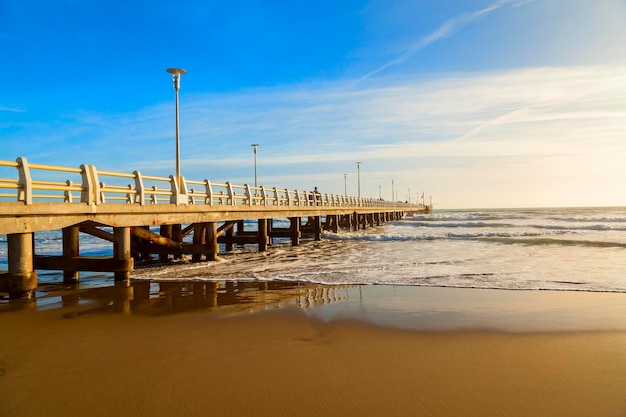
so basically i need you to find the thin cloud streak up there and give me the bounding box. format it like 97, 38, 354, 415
355, 0, 536, 83
0, 105, 26, 113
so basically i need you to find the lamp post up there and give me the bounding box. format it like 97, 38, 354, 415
379, 185, 381, 200
251, 144, 259, 188
391, 179, 395, 203
166, 68, 186, 186
356, 162, 361, 198
343, 173, 347, 196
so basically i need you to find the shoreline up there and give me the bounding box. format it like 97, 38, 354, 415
2, 283, 626, 416
3, 279, 626, 332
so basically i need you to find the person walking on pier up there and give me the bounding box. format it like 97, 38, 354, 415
314, 186, 321, 206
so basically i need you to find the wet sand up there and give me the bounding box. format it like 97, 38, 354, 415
1, 283, 626, 417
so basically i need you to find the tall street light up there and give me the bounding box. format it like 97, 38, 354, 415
343, 173, 347, 196
166, 68, 186, 185
251, 144, 259, 188
356, 162, 361, 198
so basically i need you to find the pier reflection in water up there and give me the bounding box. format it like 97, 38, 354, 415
0, 279, 354, 318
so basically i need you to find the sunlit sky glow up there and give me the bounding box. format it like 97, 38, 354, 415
2, 0, 626, 208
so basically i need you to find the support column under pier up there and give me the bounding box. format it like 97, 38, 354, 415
323, 215, 338, 233
289, 217, 301, 246
172, 224, 183, 260
225, 225, 234, 252
339, 214, 353, 232
205, 222, 219, 261
314, 216, 322, 241
159, 225, 172, 263
192, 223, 205, 262
258, 219, 269, 252
268, 219, 274, 245
62, 226, 79, 283
114, 227, 132, 281
236, 220, 245, 248
4, 233, 38, 298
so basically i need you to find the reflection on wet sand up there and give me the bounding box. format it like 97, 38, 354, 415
0, 279, 354, 318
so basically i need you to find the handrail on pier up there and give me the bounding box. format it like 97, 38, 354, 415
0, 157, 425, 210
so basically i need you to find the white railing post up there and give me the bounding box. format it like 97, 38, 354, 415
151, 186, 158, 204
180, 176, 189, 205
169, 175, 189, 205
260, 186, 268, 206
133, 170, 146, 205
16, 157, 33, 205
80, 164, 101, 205
99, 182, 107, 203
285, 188, 291, 206
244, 184, 253, 206
204, 180, 213, 206
226, 182, 235, 205
126, 185, 134, 203
64, 180, 73, 203
169, 175, 179, 204
273, 187, 279, 206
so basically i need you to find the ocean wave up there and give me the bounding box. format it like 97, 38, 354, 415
333, 230, 626, 247
410, 221, 516, 228
480, 236, 626, 248
130, 270, 626, 294
410, 219, 626, 233
411, 214, 508, 222
537, 224, 626, 232
447, 231, 545, 239
546, 216, 626, 224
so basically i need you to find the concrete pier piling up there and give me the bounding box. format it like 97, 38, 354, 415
5, 233, 38, 297
62, 226, 80, 283
113, 227, 132, 281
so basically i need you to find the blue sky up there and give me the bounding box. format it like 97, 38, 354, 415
2, 0, 626, 208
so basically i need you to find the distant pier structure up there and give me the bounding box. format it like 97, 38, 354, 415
0, 157, 432, 298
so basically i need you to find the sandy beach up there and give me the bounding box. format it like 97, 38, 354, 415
1, 283, 626, 417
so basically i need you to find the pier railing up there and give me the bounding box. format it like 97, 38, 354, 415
0, 157, 419, 210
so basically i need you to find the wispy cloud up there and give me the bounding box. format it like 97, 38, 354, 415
0, 105, 26, 113
355, 0, 537, 83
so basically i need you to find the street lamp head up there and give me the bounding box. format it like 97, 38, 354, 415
167, 68, 187, 75
166, 68, 186, 91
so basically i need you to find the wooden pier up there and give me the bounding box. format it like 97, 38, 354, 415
0, 157, 432, 298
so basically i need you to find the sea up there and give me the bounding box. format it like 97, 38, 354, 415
1, 206, 626, 293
